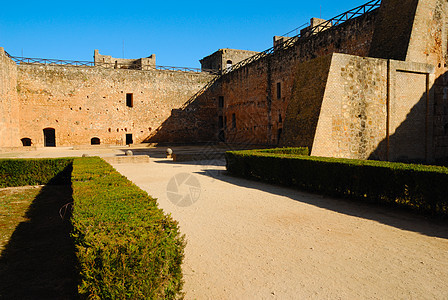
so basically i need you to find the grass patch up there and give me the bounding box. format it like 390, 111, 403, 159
0, 157, 185, 298
0, 185, 78, 298
0, 186, 42, 252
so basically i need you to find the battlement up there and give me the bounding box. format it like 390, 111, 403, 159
200, 48, 259, 72
94, 49, 156, 70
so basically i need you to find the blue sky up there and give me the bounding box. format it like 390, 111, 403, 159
0, 0, 367, 68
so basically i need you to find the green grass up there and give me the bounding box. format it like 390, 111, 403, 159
0, 186, 42, 252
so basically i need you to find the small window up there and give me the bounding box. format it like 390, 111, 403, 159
277, 128, 283, 144
226, 60, 233, 69
91, 137, 100, 145
218, 116, 224, 129
126, 93, 133, 107
232, 113, 236, 129
218, 96, 224, 108
279, 113, 282, 123
21, 138, 32, 147
444, 123, 448, 135
277, 82, 282, 99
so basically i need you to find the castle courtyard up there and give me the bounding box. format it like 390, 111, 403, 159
111, 155, 448, 299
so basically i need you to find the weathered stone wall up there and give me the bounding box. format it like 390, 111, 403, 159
0, 48, 20, 147
281, 55, 333, 149
200, 49, 260, 71
310, 54, 388, 160
17, 64, 215, 147
94, 49, 156, 70
287, 54, 433, 162
211, 10, 379, 145
369, 0, 419, 61
370, 0, 448, 161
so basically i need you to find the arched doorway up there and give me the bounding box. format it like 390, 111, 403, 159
43, 128, 56, 147
91, 137, 101, 145
21, 138, 32, 147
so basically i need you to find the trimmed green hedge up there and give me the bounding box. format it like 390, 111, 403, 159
253, 147, 309, 156
71, 157, 185, 299
0, 158, 73, 188
226, 150, 448, 216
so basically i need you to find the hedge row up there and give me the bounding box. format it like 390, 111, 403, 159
0, 158, 73, 188
71, 157, 185, 299
252, 147, 309, 156
226, 150, 448, 216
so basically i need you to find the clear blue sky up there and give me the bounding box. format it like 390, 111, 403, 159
0, 0, 368, 68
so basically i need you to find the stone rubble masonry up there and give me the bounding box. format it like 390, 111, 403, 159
212, 7, 378, 146
308, 54, 434, 161
0, 48, 20, 147
94, 49, 156, 70
200, 49, 260, 72
1, 0, 448, 163
16, 64, 215, 147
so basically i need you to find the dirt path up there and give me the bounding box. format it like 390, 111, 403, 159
112, 159, 448, 299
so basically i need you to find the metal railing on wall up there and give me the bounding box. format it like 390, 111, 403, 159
220, 0, 381, 76
3, 54, 219, 74
178, 0, 382, 109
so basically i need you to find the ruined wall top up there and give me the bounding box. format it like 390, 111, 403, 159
200, 48, 259, 72
94, 49, 156, 70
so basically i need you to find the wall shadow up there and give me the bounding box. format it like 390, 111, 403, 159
195, 168, 448, 240
142, 78, 221, 145
370, 71, 442, 164
0, 184, 78, 299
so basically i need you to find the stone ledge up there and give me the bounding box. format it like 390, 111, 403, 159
102, 155, 150, 164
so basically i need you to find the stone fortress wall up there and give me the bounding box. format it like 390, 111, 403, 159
1, 0, 448, 164
15, 63, 214, 147
93, 50, 156, 70
0, 48, 20, 147
194, 0, 447, 163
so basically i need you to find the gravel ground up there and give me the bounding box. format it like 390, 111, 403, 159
112, 158, 448, 300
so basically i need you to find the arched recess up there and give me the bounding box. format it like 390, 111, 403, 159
91, 137, 101, 145
21, 138, 32, 147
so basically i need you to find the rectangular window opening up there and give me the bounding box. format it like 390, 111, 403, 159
218, 115, 224, 129
232, 113, 236, 129
218, 96, 224, 108
126, 93, 134, 107
277, 82, 281, 100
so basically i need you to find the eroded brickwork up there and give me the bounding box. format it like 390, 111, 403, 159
209, 10, 378, 146
311, 54, 388, 160
0, 48, 20, 147
17, 65, 214, 147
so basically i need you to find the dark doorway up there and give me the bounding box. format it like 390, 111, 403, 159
126, 134, 133, 145
218, 130, 225, 142
43, 128, 56, 147
91, 137, 100, 145
21, 138, 32, 147
277, 128, 282, 145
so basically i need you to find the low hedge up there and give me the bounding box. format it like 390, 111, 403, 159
253, 147, 309, 156
0, 158, 73, 187
226, 150, 448, 216
70, 157, 185, 299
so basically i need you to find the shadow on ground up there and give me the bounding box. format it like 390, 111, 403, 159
0, 185, 78, 299
196, 168, 448, 240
